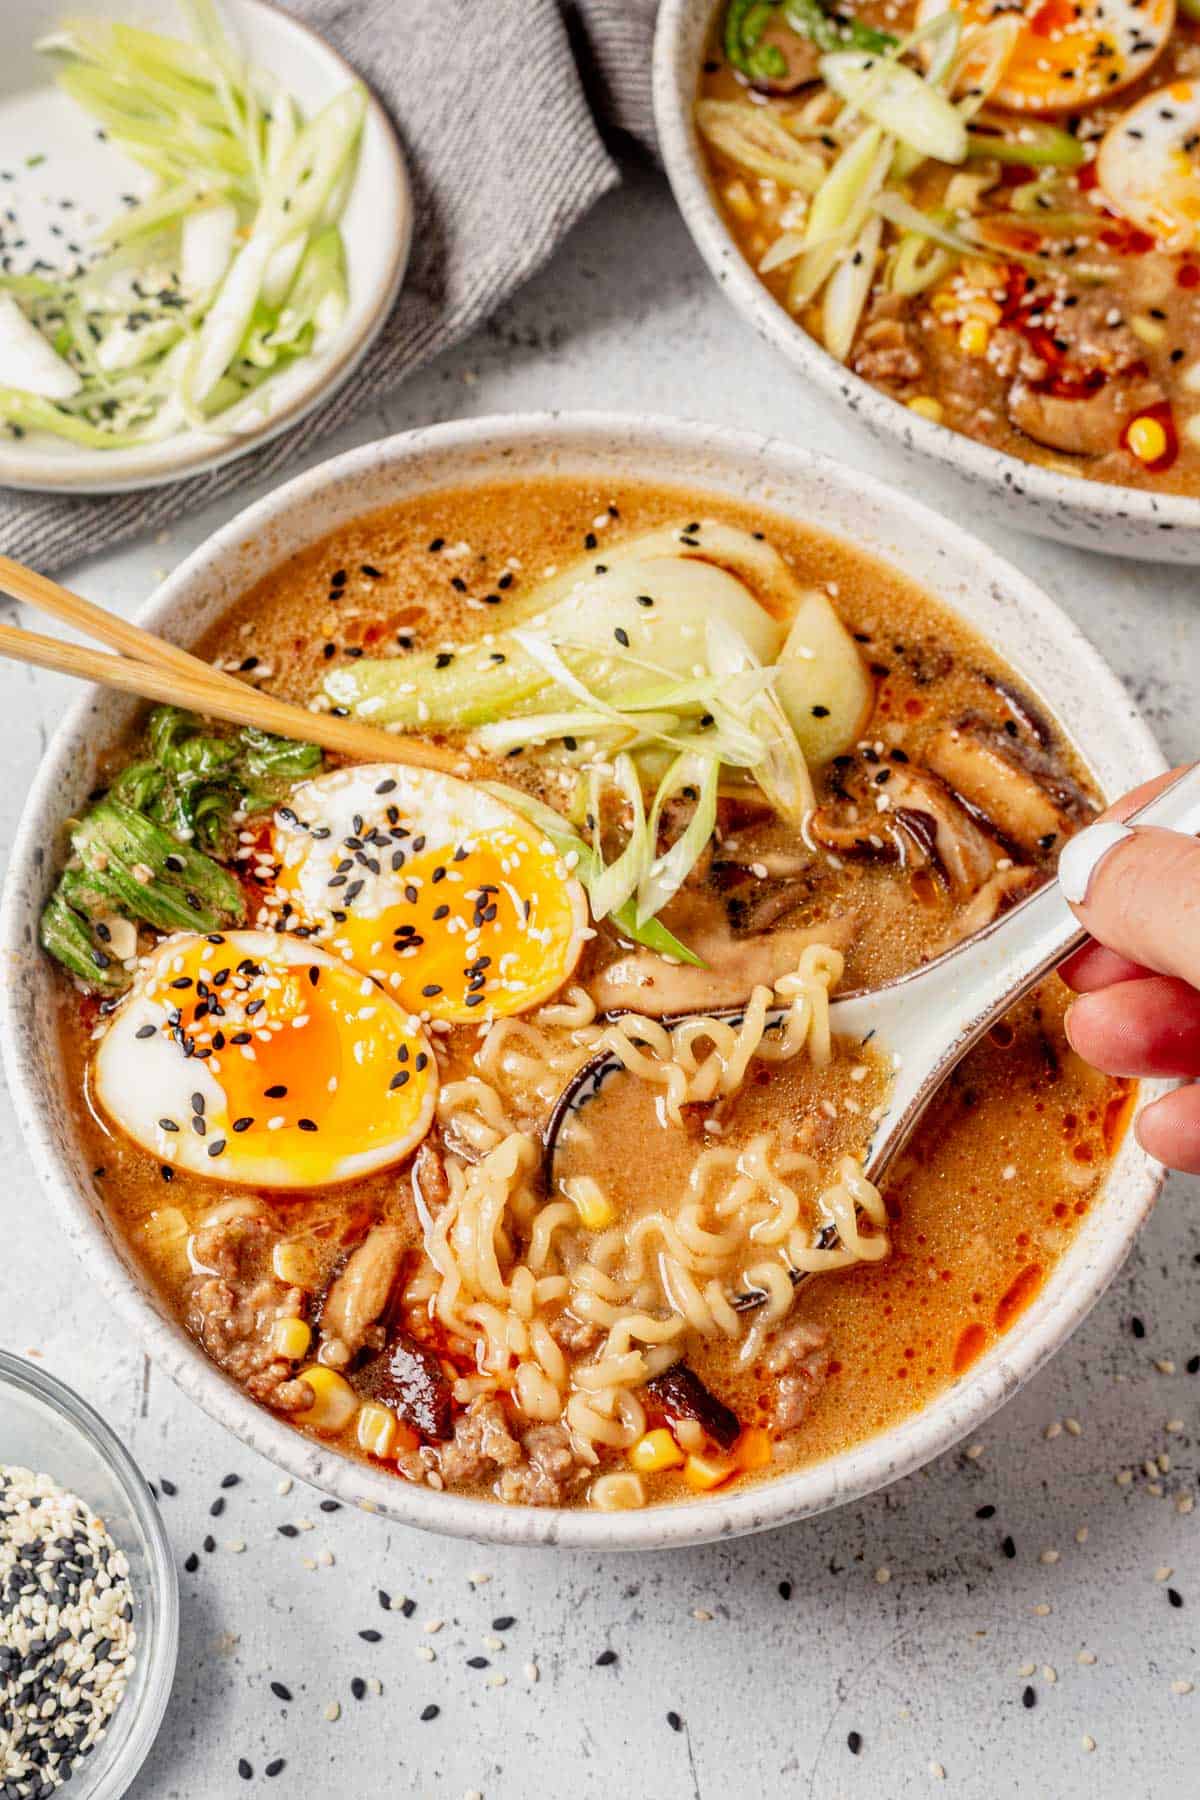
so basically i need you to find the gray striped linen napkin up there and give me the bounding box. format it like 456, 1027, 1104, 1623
0, 0, 660, 572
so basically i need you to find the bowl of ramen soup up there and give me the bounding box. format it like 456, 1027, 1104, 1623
1, 414, 1167, 1548
655, 0, 1200, 559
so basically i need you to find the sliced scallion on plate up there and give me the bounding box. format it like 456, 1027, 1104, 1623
0, 0, 364, 450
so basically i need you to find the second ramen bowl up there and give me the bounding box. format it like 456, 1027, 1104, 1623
0, 411, 1167, 1548
653, 0, 1200, 565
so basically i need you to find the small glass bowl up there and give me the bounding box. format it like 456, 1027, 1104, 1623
0, 1349, 179, 1798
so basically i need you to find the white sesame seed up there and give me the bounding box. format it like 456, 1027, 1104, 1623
1172, 1679, 1194, 1695
423, 1618, 444, 1634
692, 1607, 714, 1621
1155, 1565, 1174, 1583
929, 1761, 946, 1780
1040, 1549, 1060, 1565
1076, 1526, 1089, 1544
1081, 1736, 1096, 1753
1045, 1421, 1062, 1440
1033, 1603, 1052, 1617
875, 1566, 892, 1584
1064, 1417, 1082, 1436
524, 1662, 539, 1682
1078, 1651, 1097, 1666
417, 1646, 436, 1663
324, 1700, 341, 1722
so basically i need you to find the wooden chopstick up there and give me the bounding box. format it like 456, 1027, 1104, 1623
0, 554, 250, 696
0, 623, 463, 774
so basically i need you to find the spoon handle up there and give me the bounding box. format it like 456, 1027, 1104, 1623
840, 763, 1200, 1181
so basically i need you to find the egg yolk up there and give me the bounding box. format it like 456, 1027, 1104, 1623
138, 934, 433, 1183
270, 800, 584, 1024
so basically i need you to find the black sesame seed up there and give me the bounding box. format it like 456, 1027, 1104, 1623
667, 1711, 683, 1732
183, 1552, 199, 1573
1002, 1536, 1016, 1560
161, 1477, 178, 1497
400, 1598, 416, 1618
975, 1504, 996, 1520
270, 1681, 292, 1702
298, 1119, 318, 1132
207, 1139, 227, 1159
277, 1524, 299, 1539
203, 1535, 216, 1553
420, 1703, 439, 1721
238, 1758, 253, 1780
1188, 1355, 1200, 1374
466, 1655, 489, 1669
359, 1630, 382, 1643
1022, 1686, 1036, 1709
847, 1730, 863, 1754
320, 1499, 341, 1512
135, 1024, 156, 1041
378, 1590, 391, 1611
233, 1117, 254, 1133
210, 1498, 225, 1518
614, 627, 630, 647
1168, 1588, 1184, 1608
1131, 1316, 1145, 1338
595, 1649, 617, 1666
491, 1615, 516, 1631
351, 1677, 367, 1700
265, 1759, 285, 1778
390, 1071, 410, 1090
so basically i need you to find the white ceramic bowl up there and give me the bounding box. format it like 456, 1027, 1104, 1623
653, 0, 1200, 563
0, 0, 410, 493
0, 412, 1168, 1549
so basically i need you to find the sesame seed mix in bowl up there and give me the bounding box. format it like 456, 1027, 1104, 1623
0, 1464, 135, 1796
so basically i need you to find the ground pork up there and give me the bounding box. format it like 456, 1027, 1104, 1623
764, 1320, 831, 1434
186, 1214, 311, 1412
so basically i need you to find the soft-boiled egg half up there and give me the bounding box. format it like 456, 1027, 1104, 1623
917, 0, 1173, 112
93, 931, 437, 1188
266, 766, 588, 1023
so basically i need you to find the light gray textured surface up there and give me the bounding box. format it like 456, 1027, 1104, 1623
2, 163, 1199, 1799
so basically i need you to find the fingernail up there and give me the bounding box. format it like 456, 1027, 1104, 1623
1059, 820, 1135, 905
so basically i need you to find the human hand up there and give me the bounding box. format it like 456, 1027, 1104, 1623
1060, 769, 1200, 1174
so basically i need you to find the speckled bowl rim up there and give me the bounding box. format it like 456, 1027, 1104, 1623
652, 0, 1200, 547
0, 410, 1168, 1550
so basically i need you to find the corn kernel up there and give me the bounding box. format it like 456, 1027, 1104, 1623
567, 1177, 615, 1231
1130, 314, 1166, 349
683, 1451, 738, 1492
357, 1403, 396, 1459
907, 396, 944, 424
1183, 412, 1200, 448
272, 1241, 319, 1288
966, 297, 1002, 326
930, 290, 959, 318
294, 1364, 358, 1434
735, 1427, 773, 1471
629, 1428, 685, 1475
271, 1316, 311, 1361
958, 318, 990, 356
590, 1472, 646, 1511
1127, 415, 1167, 464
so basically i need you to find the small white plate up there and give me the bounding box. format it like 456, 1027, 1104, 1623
0, 0, 411, 493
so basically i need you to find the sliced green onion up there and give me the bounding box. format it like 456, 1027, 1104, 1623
480, 781, 704, 966
820, 51, 967, 164
636, 753, 720, 926
589, 754, 650, 921
822, 212, 883, 360
965, 121, 1086, 168
889, 218, 958, 294
695, 98, 826, 189
704, 617, 814, 822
